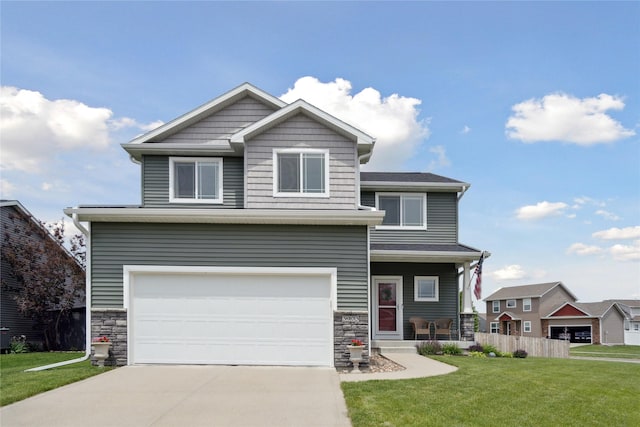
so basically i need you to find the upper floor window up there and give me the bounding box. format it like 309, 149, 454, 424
492, 300, 500, 313
169, 157, 223, 203
376, 193, 426, 229
273, 149, 329, 197
506, 299, 516, 309
523, 298, 532, 312
414, 276, 439, 302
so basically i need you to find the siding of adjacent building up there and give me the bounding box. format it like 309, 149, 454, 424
370, 262, 459, 339
160, 96, 277, 144
245, 114, 358, 209
91, 223, 368, 311
602, 309, 625, 344
361, 191, 458, 244
142, 156, 244, 208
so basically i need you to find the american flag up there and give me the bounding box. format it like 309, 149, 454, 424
473, 252, 485, 300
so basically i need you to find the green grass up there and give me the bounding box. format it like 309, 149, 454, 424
570, 344, 640, 359
342, 356, 640, 427
0, 352, 112, 406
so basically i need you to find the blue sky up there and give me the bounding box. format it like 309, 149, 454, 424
2, 1, 639, 306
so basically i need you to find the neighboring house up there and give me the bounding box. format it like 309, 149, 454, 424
542, 301, 627, 345
64, 83, 483, 368
0, 200, 85, 351
485, 281, 578, 339
607, 300, 640, 345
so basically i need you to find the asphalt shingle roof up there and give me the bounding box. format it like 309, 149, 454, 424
360, 172, 464, 184
484, 282, 570, 301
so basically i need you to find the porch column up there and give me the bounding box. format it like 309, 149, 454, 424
462, 261, 473, 314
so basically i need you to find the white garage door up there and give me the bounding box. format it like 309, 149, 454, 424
127, 267, 335, 367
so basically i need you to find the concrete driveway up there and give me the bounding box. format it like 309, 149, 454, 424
0, 365, 351, 427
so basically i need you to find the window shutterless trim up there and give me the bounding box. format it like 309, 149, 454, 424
523, 321, 532, 333
506, 299, 516, 308
272, 149, 330, 198
492, 300, 500, 313
374, 192, 427, 230
414, 276, 439, 302
490, 322, 499, 334
169, 157, 223, 204
523, 298, 532, 312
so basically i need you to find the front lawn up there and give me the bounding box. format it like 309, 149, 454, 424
570, 344, 640, 359
0, 352, 112, 406
342, 356, 640, 427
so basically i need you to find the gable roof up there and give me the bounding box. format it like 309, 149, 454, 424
484, 281, 578, 302
493, 311, 521, 321
229, 99, 375, 156
128, 83, 286, 145
544, 301, 625, 319
360, 172, 469, 192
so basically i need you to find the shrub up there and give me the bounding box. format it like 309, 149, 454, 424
442, 343, 462, 355
482, 344, 498, 355
10, 335, 29, 354
468, 351, 486, 358
501, 352, 513, 358
467, 343, 484, 353
417, 340, 442, 356
513, 349, 528, 358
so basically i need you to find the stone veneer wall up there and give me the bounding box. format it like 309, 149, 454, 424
334, 311, 369, 369
91, 309, 127, 366
460, 313, 475, 341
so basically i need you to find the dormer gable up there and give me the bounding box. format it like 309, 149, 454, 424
547, 303, 590, 317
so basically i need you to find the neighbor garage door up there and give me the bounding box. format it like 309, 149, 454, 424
127, 267, 335, 367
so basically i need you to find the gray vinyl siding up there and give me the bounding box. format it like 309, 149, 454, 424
142, 156, 244, 208
161, 96, 277, 144
91, 223, 368, 311
245, 114, 358, 209
371, 262, 459, 339
601, 310, 625, 344
361, 191, 458, 244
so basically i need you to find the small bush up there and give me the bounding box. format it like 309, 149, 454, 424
501, 352, 513, 358
442, 343, 462, 355
482, 344, 498, 355
10, 336, 29, 354
467, 343, 484, 353
468, 351, 486, 358
513, 349, 528, 358
417, 340, 442, 356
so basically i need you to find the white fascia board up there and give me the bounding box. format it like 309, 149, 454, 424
122, 142, 238, 161
230, 100, 375, 152
63, 207, 385, 226
370, 249, 483, 263
360, 181, 470, 192
128, 83, 287, 145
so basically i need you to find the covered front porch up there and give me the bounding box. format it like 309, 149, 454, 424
369, 243, 485, 349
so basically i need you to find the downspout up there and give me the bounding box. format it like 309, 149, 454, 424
26, 210, 92, 371
357, 150, 374, 351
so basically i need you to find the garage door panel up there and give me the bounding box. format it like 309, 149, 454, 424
130, 269, 333, 366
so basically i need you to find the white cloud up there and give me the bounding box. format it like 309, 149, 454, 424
567, 243, 604, 256
594, 209, 620, 221
609, 241, 640, 261
0, 86, 160, 172
0, 178, 16, 197
280, 76, 430, 170
572, 196, 605, 209
41, 182, 53, 191
461, 125, 471, 134
593, 226, 640, 240
516, 201, 568, 220
506, 93, 635, 145
427, 145, 450, 171
490, 264, 527, 280
110, 117, 164, 132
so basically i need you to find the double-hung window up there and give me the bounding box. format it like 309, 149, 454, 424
490, 322, 499, 334
414, 276, 439, 302
376, 193, 426, 229
492, 300, 500, 313
274, 149, 329, 197
523, 298, 532, 312
523, 321, 532, 333
170, 157, 223, 203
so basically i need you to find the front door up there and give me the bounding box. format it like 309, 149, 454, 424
372, 276, 403, 339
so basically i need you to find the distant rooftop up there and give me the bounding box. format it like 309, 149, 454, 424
484, 282, 577, 301
360, 172, 464, 184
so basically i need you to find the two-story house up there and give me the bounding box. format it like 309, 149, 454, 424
485, 282, 629, 345
485, 281, 577, 338
64, 83, 483, 368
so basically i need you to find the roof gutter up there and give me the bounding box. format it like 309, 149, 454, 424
458, 184, 470, 201
26, 209, 91, 371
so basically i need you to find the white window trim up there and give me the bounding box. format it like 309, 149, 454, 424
490, 322, 499, 334
523, 321, 532, 333
272, 149, 330, 198
506, 299, 516, 309
523, 298, 532, 312
169, 157, 223, 204
414, 276, 439, 302
492, 300, 500, 313
375, 192, 427, 230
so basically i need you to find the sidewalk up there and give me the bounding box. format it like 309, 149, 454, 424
340, 353, 457, 382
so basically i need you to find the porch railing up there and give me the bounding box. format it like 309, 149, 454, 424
474, 332, 570, 358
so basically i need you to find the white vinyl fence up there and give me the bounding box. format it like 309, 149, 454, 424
475, 333, 570, 358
